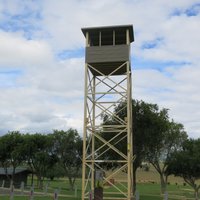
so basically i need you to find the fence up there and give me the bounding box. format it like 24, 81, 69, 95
0, 180, 78, 200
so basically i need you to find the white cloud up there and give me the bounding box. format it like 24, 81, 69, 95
0, 31, 53, 67
0, 86, 84, 134
36, 58, 84, 93
0, 0, 200, 138
133, 63, 200, 138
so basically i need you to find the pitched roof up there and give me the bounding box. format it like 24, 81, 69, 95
0, 167, 31, 175
82, 24, 134, 43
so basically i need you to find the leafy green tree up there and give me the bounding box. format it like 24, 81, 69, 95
44, 162, 65, 180
145, 120, 187, 193
0, 135, 11, 179
166, 139, 200, 200
132, 100, 170, 193
100, 100, 165, 191
0, 131, 25, 184
24, 133, 57, 188
52, 129, 82, 190
101, 99, 187, 193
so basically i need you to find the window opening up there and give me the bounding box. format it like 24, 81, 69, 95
115, 29, 126, 45
101, 29, 113, 46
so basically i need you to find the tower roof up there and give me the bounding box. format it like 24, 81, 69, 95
81, 24, 134, 43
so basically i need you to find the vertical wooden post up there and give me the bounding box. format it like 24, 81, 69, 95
86, 32, 89, 47
91, 75, 96, 193
113, 30, 115, 45
74, 185, 77, 197
127, 28, 133, 199
126, 29, 130, 45
54, 189, 58, 200
2, 180, 5, 188
20, 181, 24, 195
127, 27, 134, 199
10, 184, 14, 200
82, 63, 88, 200
30, 185, 34, 200
135, 191, 139, 200
44, 183, 48, 194
99, 31, 101, 46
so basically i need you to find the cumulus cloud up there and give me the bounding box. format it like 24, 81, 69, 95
0, 0, 199, 138
133, 63, 200, 138
0, 31, 53, 67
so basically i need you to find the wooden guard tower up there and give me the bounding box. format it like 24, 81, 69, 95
81, 25, 134, 200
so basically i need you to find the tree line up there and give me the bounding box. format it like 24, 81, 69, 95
0, 129, 82, 190
0, 99, 200, 199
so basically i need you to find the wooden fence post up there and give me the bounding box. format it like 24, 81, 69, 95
2, 180, 5, 188
135, 191, 139, 200
20, 181, 24, 195
54, 189, 58, 200
10, 184, 14, 200
30, 185, 34, 200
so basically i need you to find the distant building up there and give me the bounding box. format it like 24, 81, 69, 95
0, 167, 32, 188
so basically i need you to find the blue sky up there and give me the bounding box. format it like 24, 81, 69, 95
0, 0, 200, 138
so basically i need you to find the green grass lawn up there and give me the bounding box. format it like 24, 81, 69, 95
0, 181, 195, 200
0, 168, 196, 200
137, 183, 194, 200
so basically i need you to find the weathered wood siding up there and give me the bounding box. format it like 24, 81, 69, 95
86, 44, 130, 63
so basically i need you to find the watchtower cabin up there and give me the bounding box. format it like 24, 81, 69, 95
81, 25, 134, 200
81, 25, 134, 76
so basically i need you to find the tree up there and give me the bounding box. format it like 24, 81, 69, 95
132, 100, 170, 193
145, 120, 187, 193
100, 100, 166, 191
44, 162, 65, 180
101, 99, 187, 193
24, 133, 57, 188
0, 135, 11, 179
52, 129, 82, 190
0, 131, 26, 184
166, 139, 200, 200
